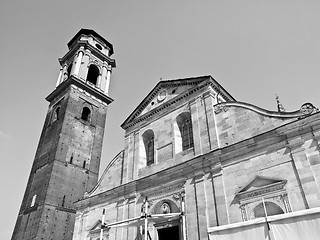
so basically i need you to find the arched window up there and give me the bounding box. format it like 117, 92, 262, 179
142, 130, 155, 166
81, 107, 91, 121
86, 65, 99, 85
254, 201, 284, 218
176, 112, 194, 151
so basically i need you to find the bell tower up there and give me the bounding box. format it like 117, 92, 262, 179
12, 29, 116, 240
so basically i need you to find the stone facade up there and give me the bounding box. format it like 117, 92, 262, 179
12, 29, 320, 240
72, 75, 320, 240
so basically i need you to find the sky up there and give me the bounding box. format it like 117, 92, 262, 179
1, 0, 320, 239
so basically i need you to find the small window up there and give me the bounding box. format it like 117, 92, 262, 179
95, 43, 102, 50
31, 194, 37, 207
52, 106, 60, 122
86, 65, 99, 85
62, 195, 66, 207
55, 107, 60, 120
81, 107, 91, 121
70, 153, 73, 164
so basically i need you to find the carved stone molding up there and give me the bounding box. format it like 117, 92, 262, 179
236, 175, 290, 220
145, 182, 185, 200
214, 104, 229, 114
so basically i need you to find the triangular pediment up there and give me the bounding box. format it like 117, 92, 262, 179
121, 75, 235, 129
236, 175, 287, 199
90, 220, 102, 231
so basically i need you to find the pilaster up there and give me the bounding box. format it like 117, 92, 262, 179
203, 172, 218, 227
288, 136, 320, 208
185, 178, 199, 240
212, 171, 229, 225
203, 91, 219, 151
194, 175, 208, 240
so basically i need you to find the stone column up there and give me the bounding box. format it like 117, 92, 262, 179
96, 74, 102, 89
70, 53, 78, 76
79, 49, 90, 81
62, 64, 68, 82
105, 66, 112, 95
73, 51, 83, 76
56, 67, 63, 87
100, 63, 108, 91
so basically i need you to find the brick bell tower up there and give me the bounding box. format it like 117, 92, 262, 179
12, 29, 116, 240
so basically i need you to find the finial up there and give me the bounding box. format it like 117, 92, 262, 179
275, 94, 285, 112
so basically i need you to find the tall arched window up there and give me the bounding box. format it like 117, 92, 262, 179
81, 107, 91, 122
176, 112, 194, 151
86, 65, 99, 85
142, 130, 155, 166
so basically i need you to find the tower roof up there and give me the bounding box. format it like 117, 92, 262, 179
67, 29, 114, 55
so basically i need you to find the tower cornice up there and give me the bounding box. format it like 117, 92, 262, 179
59, 42, 116, 67
67, 29, 114, 55
46, 75, 114, 105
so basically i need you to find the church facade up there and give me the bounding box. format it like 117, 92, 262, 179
12, 29, 320, 240
72, 75, 320, 239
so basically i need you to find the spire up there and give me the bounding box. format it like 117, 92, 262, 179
275, 94, 285, 112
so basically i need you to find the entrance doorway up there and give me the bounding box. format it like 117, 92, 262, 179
157, 225, 180, 240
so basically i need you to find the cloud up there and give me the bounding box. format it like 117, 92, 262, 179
0, 130, 12, 139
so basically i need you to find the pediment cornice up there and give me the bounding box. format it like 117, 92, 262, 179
236, 175, 287, 201
121, 75, 236, 130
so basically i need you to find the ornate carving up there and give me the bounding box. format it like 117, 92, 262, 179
300, 103, 318, 115
161, 202, 171, 214
146, 182, 185, 199
214, 104, 229, 114
236, 176, 290, 221
172, 191, 185, 201
237, 182, 286, 200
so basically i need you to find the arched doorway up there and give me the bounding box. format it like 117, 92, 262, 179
152, 200, 181, 240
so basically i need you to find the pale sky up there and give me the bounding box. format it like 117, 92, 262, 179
1, 1, 320, 239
